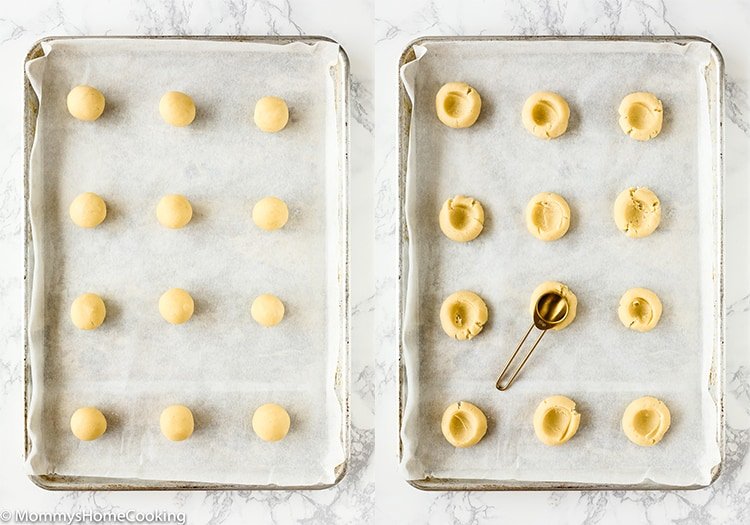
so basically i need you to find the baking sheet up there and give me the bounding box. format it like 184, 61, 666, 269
399, 38, 723, 487
25, 37, 348, 487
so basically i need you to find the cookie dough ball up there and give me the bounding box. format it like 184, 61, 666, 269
622, 396, 671, 446
441, 401, 487, 448
69, 192, 107, 228
533, 395, 581, 446
252, 403, 291, 442
529, 281, 577, 331
254, 96, 289, 133
613, 187, 661, 238
157, 194, 193, 229
619, 288, 663, 332
159, 288, 194, 325
252, 196, 289, 231
160, 405, 194, 441
439, 195, 484, 242
159, 91, 196, 127
440, 290, 488, 340
522, 91, 570, 139
67, 85, 105, 121
619, 92, 663, 141
70, 407, 107, 441
525, 192, 571, 241
435, 82, 482, 129
70, 293, 106, 330
251, 294, 285, 327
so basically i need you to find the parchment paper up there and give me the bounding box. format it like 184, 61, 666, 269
25, 38, 347, 486
400, 39, 721, 486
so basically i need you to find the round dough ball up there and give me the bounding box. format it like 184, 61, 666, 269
70, 293, 106, 330
619, 92, 663, 141
441, 401, 487, 448
70, 407, 107, 441
69, 192, 107, 228
522, 91, 570, 139
159, 288, 194, 325
533, 395, 581, 446
435, 82, 482, 129
619, 287, 663, 332
254, 96, 289, 133
439, 195, 484, 242
622, 396, 671, 446
525, 192, 571, 241
159, 91, 196, 127
613, 187, 661, 238
440, 290, 488, 340
67, 85, 105, 121
157, 194, 193, 229
251, 294, 285, 327
252, 403, 291, 442
160, 405, 194, 441
252, 196, 289, 231
529, 281, 577, 331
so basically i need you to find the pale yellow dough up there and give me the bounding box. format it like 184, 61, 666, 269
619, 288, 663, 332
533, 395, 581, 446
160, 405, 195, 441
441, 401, 488, 448
252, 403, 291, 442
613, 187, 661, 238
435, 82, 482, 128
159, 91, 196, 127
70, 407, 107, 441
525, 192, 571, 241
522, 91, 570, 139
440, 290, 488, 340
254, 96, 289, 133
71, 293, 106, 330
529, 281, 577, 331
439, 195, 484, 242
159, 288, 194, 325
251, 294, 285, 327
253, 196, 289, 231
622, 396, 671, 446
67, 85, 105, 121
619, 92, 663, 141
69, 192, 107, 228
157, 194, 193, 229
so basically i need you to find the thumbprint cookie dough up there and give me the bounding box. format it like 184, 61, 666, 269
252, 403, 291, 442
441, 401, 488, 448
533, 395, 581, 446
522, 91, 570, 139
619, 92, 663, 141
439, 195, 484, 242
440, 290, 488, 340
69, 192, 107, 228
254, 96, 289, 133
622, 396, 671, 446
70, 407, 107, 441
618, 288, 663, 332
67, 85, 105, 121
613, 187, 661, 238
71, 293, 106, 330
525, 192, 571, 241
251, 294, 285, 327
160, 405, 195, 441
157, 194, 193, 229
159, 288, 194, 325
253, 196, 289, 231
435, 82, 482, 128
159, 91, 196, 127
529, 281, 577, 331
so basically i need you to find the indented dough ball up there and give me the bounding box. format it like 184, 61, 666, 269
67, 85, 105, 121
619, 92, 663, 141
160, 405, 194, 441
522, 91, 570, 139
435, 82, 482, 128
254, 96, 289, 133
618, 287, 663, 332
533, 395, 581, 446
70, 407, 107, 441
71, 293, 106, 330
159, 91, 196, 127
441, 401, 487, 448
159, 288, 194, 324
252, 196, 289, 231
251, 294, 285, 327
622, 396, 671, 446
157, 194, 193, 229
69, 192, 107, 228
252, 403, 291, 442
525, 192, 571, 241
439, 195, 484, 242
440, 290, 488, 340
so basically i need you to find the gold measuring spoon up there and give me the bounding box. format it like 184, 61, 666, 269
496, 292, 569, 391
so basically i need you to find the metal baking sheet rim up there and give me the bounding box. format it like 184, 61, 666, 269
23, 35, 351, 491
397, 35, 725, 492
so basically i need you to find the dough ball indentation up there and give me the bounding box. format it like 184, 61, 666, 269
613, 187, 661, 238
529, 281, 577, 331
440, 290, 488, 340
533, 395, 581, 446
439, 195, 484, 242
157, 194, 193, 229
160, 405, 195, 441
252, 196, 289, 231
254, 96, 289, 133
71, 293, 106, 330
619, 92, 663, 141
69, 192, 107, 228
522, 91, 570, 139
67, 85, 105, 121
159, 91, 196, 127
622, 396, 671, 446
618, 287, 662, 332
251, 294, 285, 327
70, 407, 107, 441
159, 288, 194, 325
525, 192, 571, 241
435, 82, 482, 128
440, 401, 488, 448
252, 403, 291, 442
